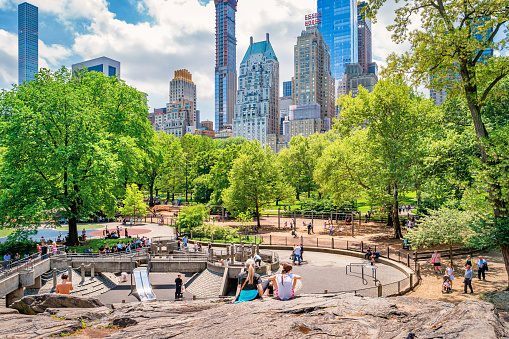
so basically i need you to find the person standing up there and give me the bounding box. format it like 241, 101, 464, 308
464, 265, 474, 293
446, 263, 455, 289
55, 273, 73, 295
431, 251, 442, 274
477, 256, 487, 280
466, 255, 472, 268
175, 274, 183, 300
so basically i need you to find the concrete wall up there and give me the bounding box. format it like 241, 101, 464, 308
151, 260, 207, 273
0, 274, 19, 298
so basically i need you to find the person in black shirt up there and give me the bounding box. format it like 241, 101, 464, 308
175, 274, 183, 300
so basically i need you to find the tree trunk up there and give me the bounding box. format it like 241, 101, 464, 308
255, 202, 261, 230
155, 188, 159, 197
172, 192, 175, 201
501, 244, 509, 290
166, 191, 170, 201
149, 184, 154, 207
392, 184, 402, 239
296, 189, 300, 201
67, 217, 79, 246
387, 212, 393, 227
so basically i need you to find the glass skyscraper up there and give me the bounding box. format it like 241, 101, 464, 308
18, 2, 38, 84
283, 81, 292, 97
214, 0, 238, 133
317, 0, 358, 85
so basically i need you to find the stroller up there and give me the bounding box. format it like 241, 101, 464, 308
442, 275, 452, 293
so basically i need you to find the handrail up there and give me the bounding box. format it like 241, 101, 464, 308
345, 262, 378, 285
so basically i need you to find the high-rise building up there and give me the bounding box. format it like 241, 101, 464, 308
233, 34, 279, 146
318, 0, 358, 86
279, 96, 292, 135
214, 0, 238, 133
292, 26, 335, 130
338, 63, 377, 97
283, 81, 292, 97
170, 69, 198, 129
18, 2, 38, 84
357, 1, 372, 74
282, 103, 322, 143
72, 57, 121, 78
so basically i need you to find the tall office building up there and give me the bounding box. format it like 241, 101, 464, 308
279, 96, 292, 135
357, 1, 372, 74
72, 57, 121, 78
318, 0, 358, 87
170, 69, 198, 128
233, 34, 279, 145
283, 81, 292, 97
214, 0, 238, 133
18, 2, 38, 84
292, 26, 335, 129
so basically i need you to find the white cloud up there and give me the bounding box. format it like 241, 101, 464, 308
0, 29, 17, 86
39, 40, 73, 69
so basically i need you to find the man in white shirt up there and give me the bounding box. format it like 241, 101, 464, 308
477, 256, 487, 280
293, 245, 301, 265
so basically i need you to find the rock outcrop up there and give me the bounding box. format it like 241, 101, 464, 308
10, 294, 105, 315
2, 294, 508, 338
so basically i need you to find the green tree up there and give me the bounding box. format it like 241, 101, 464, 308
177, 204, 210, 230
222, 141, 293, 229
119, 184, 148, 222
208, 143, 243, 205
0, 68, 152, 245
236, 212, 254, 235
155, 133, 184, 202
407, 206, 473, 264
367, 0, 509, 269
318, 78, 438, 238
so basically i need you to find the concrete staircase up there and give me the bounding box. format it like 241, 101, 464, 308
30, 270, 119, 298
185, 269, 223, 298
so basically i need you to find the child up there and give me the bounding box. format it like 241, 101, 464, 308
442, 276, 451, 293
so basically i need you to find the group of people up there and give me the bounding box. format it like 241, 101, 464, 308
432, 251, 489, 294
291, 244, 304, 265
102, 225, 129, 240
364, 247, 380, 265
235, 260, 301, 303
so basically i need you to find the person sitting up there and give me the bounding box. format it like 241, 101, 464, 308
442, 276, 451, 293
267, 263, 301, 301
254, 254, 262, 268
55, 273, 73, 295
98, 246, 105, 254
235, 259, 269, 303
372, 250, 380, 261
364, 247, 373, 260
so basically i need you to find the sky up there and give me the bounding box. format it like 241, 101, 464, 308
0, 0, 412, 123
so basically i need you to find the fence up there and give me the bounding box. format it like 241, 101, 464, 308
0, 248, 66, 283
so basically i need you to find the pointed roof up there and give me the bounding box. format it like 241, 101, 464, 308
241, 38, 278, 64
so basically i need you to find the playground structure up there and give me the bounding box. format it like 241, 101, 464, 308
133, 267, 156, 301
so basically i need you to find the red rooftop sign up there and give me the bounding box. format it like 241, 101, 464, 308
305, 12, 321, 26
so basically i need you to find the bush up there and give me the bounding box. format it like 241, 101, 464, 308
177, 204, 210, 230
0, 231, 38, 256
194, 224, 237, 239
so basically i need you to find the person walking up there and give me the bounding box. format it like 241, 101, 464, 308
292, 245, 302, 265
477, 256, 488, 280
464, 265, 474, 293
466, 255, 472, 268
431, 251, 442, 274
175, 274, 183, 300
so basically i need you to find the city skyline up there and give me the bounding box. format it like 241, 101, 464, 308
1, 0, 496, 123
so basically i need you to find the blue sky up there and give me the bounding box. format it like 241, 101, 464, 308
1, 0, 486, 123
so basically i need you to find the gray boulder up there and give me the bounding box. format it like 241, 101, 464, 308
10, 293, 105, 315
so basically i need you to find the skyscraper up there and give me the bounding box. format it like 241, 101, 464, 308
357, 1, 372, 74
170, 69, 197, 129
214, 0, 238, 133
283, 81, 292, 97
292, 26, 335, 130
233, 34, 279, 145
18, 2, 38, 84
317, 0, 358, 86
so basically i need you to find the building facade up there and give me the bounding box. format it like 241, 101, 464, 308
292, 26, 335, 130
283, 81, 292, 97
279, 96, 292, 135
170, 69, 197, 129
233, 34, 279, 146
357, 1, 372, 74
72, 57, 121, 78
318, 0, 358, 86
282, 103, 322, 144
338, 63, 377, 97
195, 120, 215, 138
18, 2, 38, 84
214, 0, 238, 133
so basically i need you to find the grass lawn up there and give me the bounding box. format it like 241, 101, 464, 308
357, 192, 417, 213
55, 224, 106, 231
0, 229, 14, 237
70, 239, 132, 253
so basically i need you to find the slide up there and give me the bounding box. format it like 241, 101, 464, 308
133, 267, 156, 301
